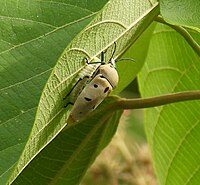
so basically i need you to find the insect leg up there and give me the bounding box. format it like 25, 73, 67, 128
63, 76, 90, 100
64, 102, 73, 108
84, 57, 89, 64
84, 58, 102, 65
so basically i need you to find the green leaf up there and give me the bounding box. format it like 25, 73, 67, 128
160, 0, 200, 32
114, 22, 157, 94
0, 0, 108, 184
12, 97, 122, 185
138, 23, 200, 185
4, 0, 159, 184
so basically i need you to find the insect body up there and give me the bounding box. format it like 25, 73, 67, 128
68, 57, 102, 104
66, 56, 119, 123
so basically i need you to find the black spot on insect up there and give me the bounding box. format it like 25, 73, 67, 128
104, 87, 109, 93
94, 84, 98, 88
79, 112, 82, 114
100, 75, 105, 78
92, 105, 96, 109
84, 97, 92, 101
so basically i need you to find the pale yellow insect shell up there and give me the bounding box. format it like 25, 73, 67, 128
67, 114, 76, 124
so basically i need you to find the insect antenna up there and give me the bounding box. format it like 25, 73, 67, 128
100, 51, 105, 64
115, 58, 136, 63
109, 42, 135, 62
109, 41, 117, 62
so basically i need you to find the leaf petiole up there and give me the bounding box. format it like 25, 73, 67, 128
114, 90, 200, 110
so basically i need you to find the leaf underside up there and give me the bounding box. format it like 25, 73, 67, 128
1, 0, 160, 184
0, 0, 108, 184
138, 23, 200, 185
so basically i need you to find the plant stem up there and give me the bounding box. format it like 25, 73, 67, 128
116, 91, 200, 110
155, 16, 200, 57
